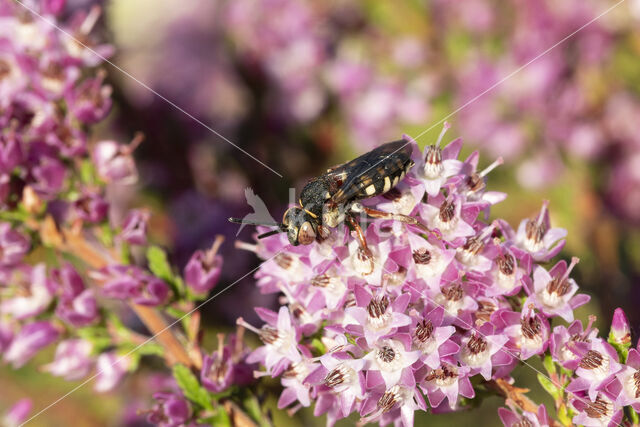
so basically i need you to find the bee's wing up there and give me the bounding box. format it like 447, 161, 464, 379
330, 140, 413, 204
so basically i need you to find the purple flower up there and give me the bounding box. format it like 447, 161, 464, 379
420, 360, 474, 410
344, 286, 411, 346
66, 71, 113, 124
42, 339, 93, 381
607, 348, 640, 410
146, 391, 192, 427
93, 264, 171, 307
363, 338, 420, 387
549, 317, 599, 370
200, 331, 254, 393
94, 352, 130, 392
54, 263, 99, 326
240, 306, 301, 375
609, 308, 631, 348
457, 324, 510, 381
73, 191, 109, 223
1, 264, 55, 319
0, 223, 29, 267
411, 307, 458, 370
502, 307, 550, 360
93, 136, 141, 185
512, 201, 566, 262
2, 399, 32, 427
498, 404, 549, 427
406, 125, 463, 197
421, 193, 476, 242
119, 209, 150, 246
567, 338, 622, 401
526, 257, 589, 322
184, 237, 224, 295
315, 353, 366, 417
571, 393, 623, 427
3, 321, 60, 368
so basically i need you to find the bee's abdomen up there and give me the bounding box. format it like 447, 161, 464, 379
352, 157, 414, 200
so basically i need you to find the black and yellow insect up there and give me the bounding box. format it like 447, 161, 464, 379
229, 139, 428, 250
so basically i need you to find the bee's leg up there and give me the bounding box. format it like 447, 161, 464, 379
346, 214, 372, 258
315, 224, 331, 242
360, 206, 431, 234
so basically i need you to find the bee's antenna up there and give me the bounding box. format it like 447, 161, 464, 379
228, 217, 281, 227
257, 229, 286, 239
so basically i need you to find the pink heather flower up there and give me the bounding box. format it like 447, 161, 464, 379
42, 339, 93, 381
405, 125, 463, 197
200, 332, 254, 393
93, 136, 141, 185
363, 338, 421, 387
549, 317, 599, 370
458, 324, 510, 381
0, 223, 29, 267
498, 404, 550, 427
567, 338, 622, 401
420, 360, 474, 410
454, 223, 497, 273
3, 321, 60, 368
571, 393, 623, 427
526, 257, 589, 322
147, 391, 192, 427
66, 71, 113, 124
73, 191, 109, 223
609, 308, 631, 347
314, 353, 366, 418
94, 352, 131, 393
458, 151, 506, 206
184, 239, 224, 295
0, 264, 55, 319
420, 192, 476, 243
502, 307, 550, 360
512, 201, 566, 262
344, 286, 411, 346
2, 399, 32, 427
407, 232, 456, 291
54, 263, 99, 326
240, 306, 302, 375
119, 209, 150, 246
277, 359, 317, 409
361, 384, 427, 427
482, 243, 525, 297
607, 348, 640, 411
410, 306, 458, 370
92, 265, 170, 307
30, 156, 67, 200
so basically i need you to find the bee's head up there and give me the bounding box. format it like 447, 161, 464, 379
282, 207, 317, 245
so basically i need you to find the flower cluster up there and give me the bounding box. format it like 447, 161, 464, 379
431, 0, 640, 222
0, 1, 240, 418
235, 128, 639, 426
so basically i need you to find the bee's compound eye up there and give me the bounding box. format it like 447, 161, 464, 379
287, 226, 299, 246
297, 221, 316, 245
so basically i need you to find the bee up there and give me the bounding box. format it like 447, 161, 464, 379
229, 139, 429, 253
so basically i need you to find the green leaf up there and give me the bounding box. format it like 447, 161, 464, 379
310, 338, 326, 357
172, 364, 214, 411
542, 353, 556, 375
79, 159, 96, 184
77, 327, 112, 354
199, 409, 231, 427
242, 392, 272, 427
147, 245, 185, 297
537, 373, 560, 400
147, 246, 173, 281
